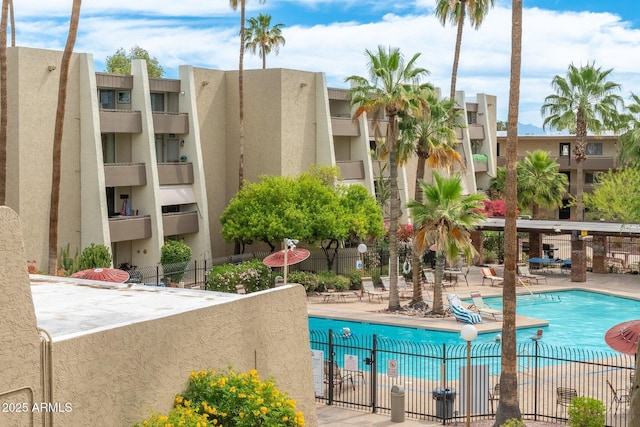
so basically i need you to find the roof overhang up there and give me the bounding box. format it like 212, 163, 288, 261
478, 218, 640, 237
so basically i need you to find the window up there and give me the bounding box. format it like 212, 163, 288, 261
99, 89, 115, 109
586, 142, 603, 155
585, 172, 601, 184
467, 112, 477, 124
151, 93, 165, 112
117, 91, 131, 104
559, 143, 570, 157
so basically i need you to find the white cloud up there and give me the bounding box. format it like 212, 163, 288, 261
10, 2, 640, 126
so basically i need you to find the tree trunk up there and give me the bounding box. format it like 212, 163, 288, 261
574, 117, 587, 220
410, 153, 428, 305
449, 5, 466, 102
432, 252, 445, 314
238, 1, 246, 190
0, 0, 8, 205
387, 111, 400, 311
495, 0, 523, 424
48, 0, 81, 274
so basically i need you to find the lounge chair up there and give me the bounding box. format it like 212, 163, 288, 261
361, 277, 385, 303
447, 294, 482, 324
607, 379, 631, 414
422, 270, 435, 287
381, 276, 412, 298
324, 360, 355, 395
517, 265, 547, 285
481, 267, 504, 287
469, 291, 502, 320
556, 387, 577, 418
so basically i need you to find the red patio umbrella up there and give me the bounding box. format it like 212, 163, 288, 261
71, 267, 130, 283
262, 248, 311, 268
605, 320, 640, 355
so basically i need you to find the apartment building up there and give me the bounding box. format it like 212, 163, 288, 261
4, 46, 496, 268
496, 133, 619, 219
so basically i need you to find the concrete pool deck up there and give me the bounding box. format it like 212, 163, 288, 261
307, 266, 640, 334
310, 266, 640, 426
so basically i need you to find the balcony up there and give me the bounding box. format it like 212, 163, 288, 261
152, 112, 189, 134
109, 215, 152, 242
473, 161, 488, 172
100, 109, 142, 133
104, 163, 147, 187
556, 156, 617, 170
336, 160, 365, 180
162, 211, 199, 236
368, 120, 388, 138
331, 117, 360, 137
455, 124, 485, 140
157, 163, 194, 185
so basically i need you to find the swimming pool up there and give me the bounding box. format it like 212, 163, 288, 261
309, 290, 640, 352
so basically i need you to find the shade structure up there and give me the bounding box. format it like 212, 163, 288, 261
71, 268, 130, 283
262, 248, 311, 268
605, 320, 640, 355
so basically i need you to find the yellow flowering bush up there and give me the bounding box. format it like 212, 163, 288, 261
133, 405, 210, 427
178, 367, 305, 427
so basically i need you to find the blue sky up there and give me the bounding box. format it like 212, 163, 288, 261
12, 0, 640, 127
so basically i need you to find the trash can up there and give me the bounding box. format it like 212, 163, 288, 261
432, 388, 456, 419
390, 385, 405, 423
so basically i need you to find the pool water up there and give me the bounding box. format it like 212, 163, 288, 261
309, 290, 640, 352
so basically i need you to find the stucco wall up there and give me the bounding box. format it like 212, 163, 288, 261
49, 285, 317, 427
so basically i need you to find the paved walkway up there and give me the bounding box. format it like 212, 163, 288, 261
310, 266, 640, 426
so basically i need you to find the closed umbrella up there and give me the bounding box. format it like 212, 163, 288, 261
71, 268, 130, 283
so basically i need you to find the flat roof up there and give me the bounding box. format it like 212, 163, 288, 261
479, 218, 640, 236
30, 275, 243, 342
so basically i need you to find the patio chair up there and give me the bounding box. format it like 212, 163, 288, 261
481, 267, 504, 287
517, 265, 547, 285
361, 277, 385, 303
606, 379, 631, 414
469, 291, 502, 320
381, 276, 412, 298
324, 360, 355, 396
489, 383, 500, 413
447, 294, 482, 324
422, 270, 435, 287
556, 387, 577, 418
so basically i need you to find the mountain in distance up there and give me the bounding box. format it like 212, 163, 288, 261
497, 122, 567, 135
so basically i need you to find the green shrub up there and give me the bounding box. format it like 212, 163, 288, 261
178, 367, 305, 427
568, 396, 605, 427
160, 240, 192, 283
133, 405, 209, 427
287, 271, 319, 292
79, 243, 112, 270
500, 419, 525, 427
206, 259, 272, 293
315, 271, 350, 292
483, 249, 498, 264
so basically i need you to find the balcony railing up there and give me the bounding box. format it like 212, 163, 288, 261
109, 215, 152, 242
157, 162, 194, 185
331, 117, 359, 137
104, 163, 147, 187
498, 156, 618, 170
162, 211, 199, 236
99, 109, 142, 133
152, 112, 189, 134
336, 160, 365, 180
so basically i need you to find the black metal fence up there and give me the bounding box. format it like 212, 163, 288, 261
311, 329, 633, 426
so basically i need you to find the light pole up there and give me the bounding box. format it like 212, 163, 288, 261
460, 324, 477, 427
357, 243, 367, 296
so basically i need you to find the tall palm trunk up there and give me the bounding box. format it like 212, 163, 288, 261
0, 0, 8, 206
410, 152, 427, 305
432, 252, 445, 314
48, 0, 82, 274
449, 3, 466, 102
574, 116, 587, 220
495, 0, 523, 424
387, 110, 400, 311
238, 2, 246, 190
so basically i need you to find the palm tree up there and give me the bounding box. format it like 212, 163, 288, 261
434, 0, 495, 102
346, 46, 430, 311
48, 0, 82, 274
495, 0, 523, 423
244, 14, 285, 69
398, 92, 465, 306
407, 173, 486, 315
490, 150, 568, 258
541, 62, 624, 221
229, 0, 265, 192
618, 93, 640, 167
